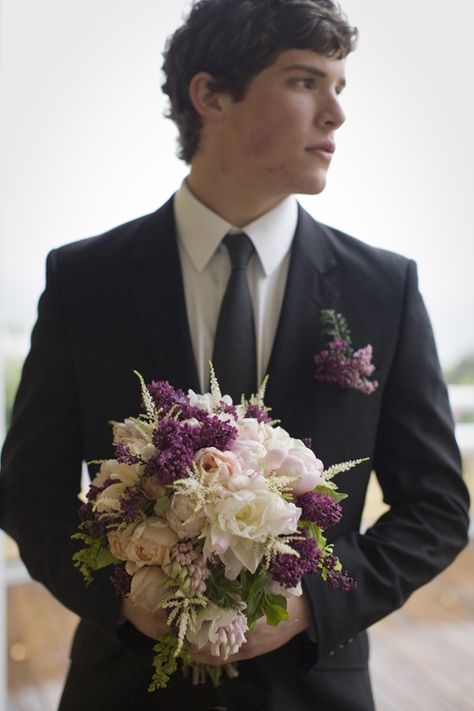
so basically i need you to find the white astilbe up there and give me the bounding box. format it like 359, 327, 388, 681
262, 533, 301, 570
208, 362, 222, 402
323, 457, 369, 481
159, 590, 208, 655
265, 473, 298, 497
171, 463, 222, 513
133, 370, 159, 423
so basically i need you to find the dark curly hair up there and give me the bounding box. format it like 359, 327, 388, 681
162, 0, 358, 163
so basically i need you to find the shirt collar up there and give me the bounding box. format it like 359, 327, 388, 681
174, 180, 298, 276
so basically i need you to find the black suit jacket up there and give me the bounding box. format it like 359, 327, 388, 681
0, 198, 470, 710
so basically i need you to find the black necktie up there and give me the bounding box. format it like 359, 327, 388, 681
212, 232, 257, 401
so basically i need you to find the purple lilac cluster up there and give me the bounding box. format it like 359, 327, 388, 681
314, 339, 378, 395
270, 532, 322, 588
110, 565, 132, 596
147, 380, 187, 414
115, 442, 141, 465
147, 380, 207, 422
323, 554, 358, 592
244, 403, 272, 423
296, 491, 342, 530
120, 483, 148, 524
80, 474, 140, 537
146, 414, 237, 485
149, 418, 202, 485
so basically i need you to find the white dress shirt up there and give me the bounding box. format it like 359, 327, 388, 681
174, 181, 298, 393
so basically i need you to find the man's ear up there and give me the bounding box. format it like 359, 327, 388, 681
188, 72, 226, 122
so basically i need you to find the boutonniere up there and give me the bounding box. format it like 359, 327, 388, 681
313, 309, 379, 395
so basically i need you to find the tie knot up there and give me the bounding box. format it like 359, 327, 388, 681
223, 232, 254, 270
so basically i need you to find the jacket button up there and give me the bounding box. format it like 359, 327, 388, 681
329, 650, 336, 656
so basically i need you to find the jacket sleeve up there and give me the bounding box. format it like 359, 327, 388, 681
303, 259, 470, 660
0, 249, 122, 641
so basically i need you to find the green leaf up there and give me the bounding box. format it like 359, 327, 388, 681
314, 485, 348, 504
320, 309, 352, 347
263, 594, 289, 626
155, 494, 171, 512
205, 567, 242, 609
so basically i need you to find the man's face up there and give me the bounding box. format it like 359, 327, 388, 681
215, 49, 347, 201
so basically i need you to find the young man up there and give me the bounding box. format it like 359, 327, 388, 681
1, 1, 470, 710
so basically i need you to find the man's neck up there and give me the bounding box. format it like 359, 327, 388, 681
186, 165, 287, 228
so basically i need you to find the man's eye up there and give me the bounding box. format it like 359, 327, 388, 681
293, 78, 314, 90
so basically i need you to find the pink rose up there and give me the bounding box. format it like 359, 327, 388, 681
195, 447, 242, 485
129, 566, 169, 612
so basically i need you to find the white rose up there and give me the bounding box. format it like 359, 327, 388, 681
116, 517, 178, 570
236, 418, 266, 443
166, 493, 205, 539
92, 459, 143, 489
113, 419, 154, 457
95, 482, 124, 514
187, 390, 234, 413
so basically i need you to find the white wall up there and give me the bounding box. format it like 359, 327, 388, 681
1, 0, 473, 369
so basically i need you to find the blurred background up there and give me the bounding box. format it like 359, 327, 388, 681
1, 1, 473, 709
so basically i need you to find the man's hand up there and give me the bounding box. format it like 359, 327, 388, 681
121, 596, 169, 640
189, 593, 314, 666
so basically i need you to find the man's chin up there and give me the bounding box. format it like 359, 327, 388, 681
297, 175, 328, 196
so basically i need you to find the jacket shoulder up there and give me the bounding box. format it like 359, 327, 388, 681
315, 218, 412, 277
49, 197, 175, 270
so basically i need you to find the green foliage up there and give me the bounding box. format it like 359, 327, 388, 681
305, 521, 327, 551
155, 494, 171, 512
149, 634, 191, 691
239, 570, 288, 630
262, 594, 289, 626
315, 484, 348, 504
205, 566, 242, 610
320, 309, 352, 347
71, 532, 119, 585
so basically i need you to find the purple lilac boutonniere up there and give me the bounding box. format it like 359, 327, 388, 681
314, 309, 379, 395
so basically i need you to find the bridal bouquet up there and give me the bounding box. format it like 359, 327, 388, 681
73, 369, 362, 691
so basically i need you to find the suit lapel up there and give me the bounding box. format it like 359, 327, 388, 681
266, 206, 341, 421
125, 200, 341, 408
126, 197, 200, 392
